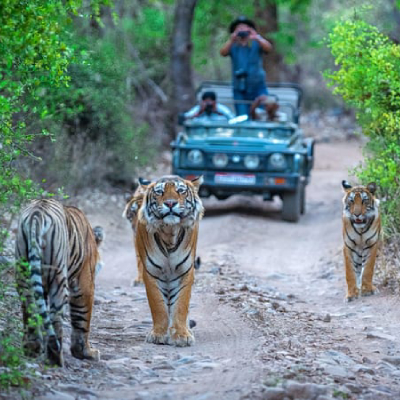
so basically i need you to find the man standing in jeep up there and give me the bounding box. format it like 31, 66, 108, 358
220, 16, 276, 119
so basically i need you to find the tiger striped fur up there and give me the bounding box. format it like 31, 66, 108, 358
135, 175, 204, 346
123, 178, 151, 285
15, 199, 103, 366
342, 181, 381, 301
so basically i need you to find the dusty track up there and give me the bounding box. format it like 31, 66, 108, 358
18, 139, 400, 400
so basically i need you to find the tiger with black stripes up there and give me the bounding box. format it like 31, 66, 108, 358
15, 199, 103, 366
135, 175, 204, 346
342, 181, 381, 301
123, 178, 151, 285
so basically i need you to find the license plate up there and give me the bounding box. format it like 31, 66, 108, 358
214, 173, 256, 185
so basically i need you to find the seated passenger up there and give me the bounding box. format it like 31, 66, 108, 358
250, 96, 283, 121
184, 91, 234, 121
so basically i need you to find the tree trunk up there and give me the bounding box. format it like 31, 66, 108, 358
255, 0, 282, 82
170, 0, 197, 133
390, 0, 400, 44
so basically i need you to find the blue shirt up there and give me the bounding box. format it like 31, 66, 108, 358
229, 40, 266, 93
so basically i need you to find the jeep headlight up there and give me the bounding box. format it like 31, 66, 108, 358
187, 150, 204, 166
212, 153, 228, 168
269, 153, 287, 170
244, 155, 260, 169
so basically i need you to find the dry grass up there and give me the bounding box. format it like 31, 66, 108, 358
376, 235, 400, 293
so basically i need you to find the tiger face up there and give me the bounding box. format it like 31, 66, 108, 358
342, 181, 378, 228
140, 175, 204, 227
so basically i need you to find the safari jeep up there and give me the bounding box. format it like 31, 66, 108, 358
171, 82, 315, 222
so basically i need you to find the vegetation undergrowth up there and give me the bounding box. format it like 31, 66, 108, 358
0, 259, 26, 389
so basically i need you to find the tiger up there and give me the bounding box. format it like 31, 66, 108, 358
135, 175, 204, 346
342, 180, 381, 301
15, 199, 103, 366
123, 178, 151, 285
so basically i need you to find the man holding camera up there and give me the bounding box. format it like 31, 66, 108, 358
220, 16, 274, 118
184, 91, 234, 121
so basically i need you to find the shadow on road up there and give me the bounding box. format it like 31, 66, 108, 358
201, 195, 282, 220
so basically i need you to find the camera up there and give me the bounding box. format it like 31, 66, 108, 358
234, 69, 248, 92
237, 31, 250, 39
205, 103, 214, 115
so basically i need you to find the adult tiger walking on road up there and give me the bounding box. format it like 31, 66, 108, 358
15, 199, 103, 366
342, 181, 381, 301
135, 175, 204, 346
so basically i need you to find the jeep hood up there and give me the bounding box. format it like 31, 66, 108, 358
185, 134, 298, 149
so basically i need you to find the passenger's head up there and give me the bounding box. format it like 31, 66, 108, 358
201, 91, 217, 115
202, 91, 217, 102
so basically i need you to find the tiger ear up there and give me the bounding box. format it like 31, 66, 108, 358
190, 175, 204, 192
367, 182, 377, 194
342, 180, 352, 191
138, 177, 151, 188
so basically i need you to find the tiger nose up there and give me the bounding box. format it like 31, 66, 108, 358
164, 199, 178, 209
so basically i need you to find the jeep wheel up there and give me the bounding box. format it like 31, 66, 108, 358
300, 184, 306, 215
282, 188, 301, 222
214, 193, 231, 200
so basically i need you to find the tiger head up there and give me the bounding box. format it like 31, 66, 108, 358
342, 180, 379, 226
139, 175, 204, 227
122, 177, 151, 225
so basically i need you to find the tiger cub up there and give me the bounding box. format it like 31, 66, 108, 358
342, 181, 381, 301
15, 199, 103, 366
123, 178, 151, 285
135, 175, 204, 346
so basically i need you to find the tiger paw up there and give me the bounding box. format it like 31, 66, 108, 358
361, 285, 378, 297
47, 336, 64, 367
345, 287, 359, 302
71, 344, 100, 361
83, 348, 100, 361
146, 330, 168, 345
23, 339, 43, 358
168, 327, 195, 347
132, 278, 144, 287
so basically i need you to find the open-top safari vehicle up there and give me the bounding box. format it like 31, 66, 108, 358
171, 81, 315, 222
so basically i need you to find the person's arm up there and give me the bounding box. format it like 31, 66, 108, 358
184, 105, 200, 119
216, 104, 235, 119
249, 29, 272, 53
220, 32, 236, 57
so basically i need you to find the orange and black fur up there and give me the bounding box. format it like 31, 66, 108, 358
135, 175, 204, 346
123, 178, 151, 285
342, 181, 381, 301
15, 199, 103, 366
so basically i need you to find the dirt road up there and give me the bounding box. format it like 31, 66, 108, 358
30, 139, 400, 400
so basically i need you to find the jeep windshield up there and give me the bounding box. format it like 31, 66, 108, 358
185, 126, 294, 141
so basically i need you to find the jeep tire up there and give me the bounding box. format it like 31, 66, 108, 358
282, 188, 301, 222
300, 183, 306, 215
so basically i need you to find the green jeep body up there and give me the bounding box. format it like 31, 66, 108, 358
171, 81, 315, 222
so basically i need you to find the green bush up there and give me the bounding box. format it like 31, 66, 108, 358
0, 261, 26, 389
326, 18, 400, 233
32, 28, 154, 190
